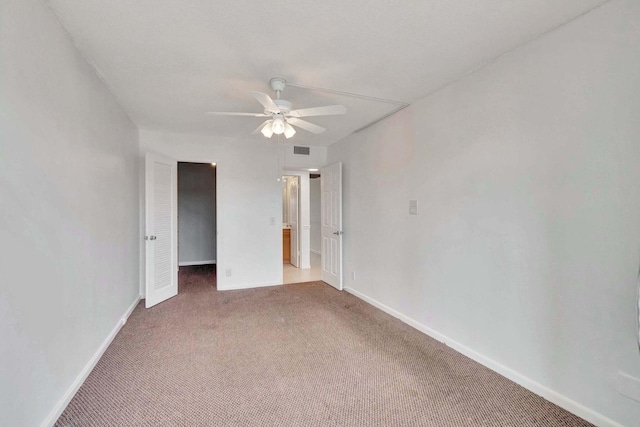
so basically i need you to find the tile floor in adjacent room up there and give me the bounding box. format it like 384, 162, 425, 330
283, 252, 322, 284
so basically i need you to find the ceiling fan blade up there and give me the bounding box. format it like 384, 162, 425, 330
287, 117, 326, 134
288, 105, 346, 118
250, 91, 279, 112
252, 120, 272, 135
206, 112, 268, 117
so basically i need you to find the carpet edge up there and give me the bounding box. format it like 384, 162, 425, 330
40, 294, 142, 427
343, 286, 622, 427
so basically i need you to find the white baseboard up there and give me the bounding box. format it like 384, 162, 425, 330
178, 260, 216, 266
343, 286, 623, 427
41, 294, 142, 427
217, 281, 281, 291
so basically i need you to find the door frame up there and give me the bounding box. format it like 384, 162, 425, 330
284, 175, 300, 267
176, 160, 218, 268
177, 157, 219, 280
282, 169, 311, 271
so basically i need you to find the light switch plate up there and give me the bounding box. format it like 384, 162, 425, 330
409, 200, 418, 215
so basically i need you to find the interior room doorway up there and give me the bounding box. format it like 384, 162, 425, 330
281, 172, 322, 284
282, 175, 300, 267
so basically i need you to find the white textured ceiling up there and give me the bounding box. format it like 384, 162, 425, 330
46, 0, 607, 146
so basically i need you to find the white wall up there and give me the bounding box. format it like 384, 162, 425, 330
0, 1, 140, 426
327, 0, 640, 425
140, 131, 325, 290
310, 178, 322, 254
178, 162, 217, 265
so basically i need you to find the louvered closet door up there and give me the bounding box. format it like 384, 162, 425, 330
145, 152, 178, 308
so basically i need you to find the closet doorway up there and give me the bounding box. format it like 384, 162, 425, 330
177, 162, 217, 290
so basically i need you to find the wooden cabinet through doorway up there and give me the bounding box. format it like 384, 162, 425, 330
283, 228, 291, 263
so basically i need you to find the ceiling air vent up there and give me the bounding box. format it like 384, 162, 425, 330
293, 146, 310, 155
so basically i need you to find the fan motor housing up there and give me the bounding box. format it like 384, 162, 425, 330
270, 77, 287, 93
274, 99, 292, 112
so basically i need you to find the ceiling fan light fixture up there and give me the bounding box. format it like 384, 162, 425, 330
284, 122, 296, 139
209, 78, 346, 140
272, 117, 285, 135
261, 122, 274, 138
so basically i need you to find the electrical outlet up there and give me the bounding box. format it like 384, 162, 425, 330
352, 271, 356, 280
225, 269, 232, 277
270, 217, 276, 225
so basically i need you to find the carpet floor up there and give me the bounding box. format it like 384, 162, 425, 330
56, 267, 592, 426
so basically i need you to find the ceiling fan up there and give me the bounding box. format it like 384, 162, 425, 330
206, 78, 347, 139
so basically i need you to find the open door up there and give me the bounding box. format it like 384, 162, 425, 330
289, 177, 300, 267
145, 152, 178, 308
321, 162, 343, 290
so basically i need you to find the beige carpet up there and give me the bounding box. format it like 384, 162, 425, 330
56, 266, 592, 426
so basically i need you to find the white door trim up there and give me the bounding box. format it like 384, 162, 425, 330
177, 158, 219, 283
282, 170, 311, 270
289, 176, 300, 267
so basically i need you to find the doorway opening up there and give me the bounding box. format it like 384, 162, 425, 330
281, 172, 322, 284
177, 162, 217, 291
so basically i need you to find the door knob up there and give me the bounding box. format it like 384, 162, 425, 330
333, 231, 343, 236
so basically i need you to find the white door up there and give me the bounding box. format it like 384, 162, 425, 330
321, 162, 342, 290
289, 177, 300, 267
145, 152, 178, 308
